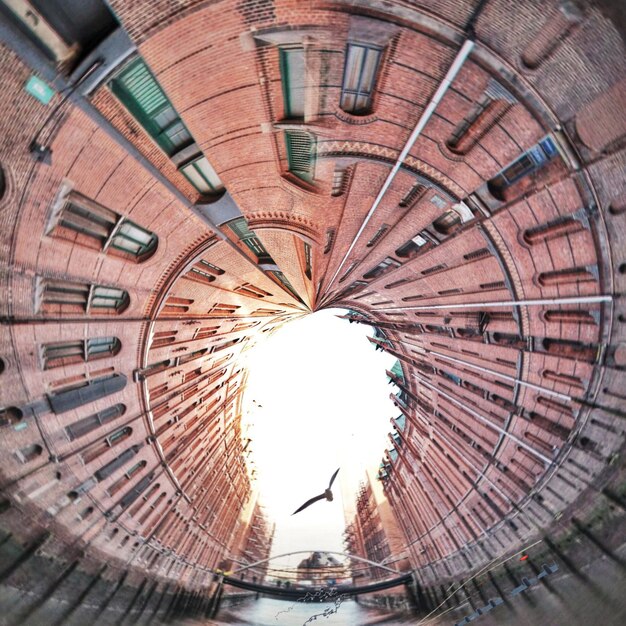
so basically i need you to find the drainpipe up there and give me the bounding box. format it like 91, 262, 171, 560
379, 294, 612, 312
326, 38, 476, 290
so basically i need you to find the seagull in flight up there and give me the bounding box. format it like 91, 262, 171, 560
292, 468, 340, 515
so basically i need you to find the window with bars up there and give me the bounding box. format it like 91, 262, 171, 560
42, 336, 121, 369
399, 183, 427, 208
279, 47, 305, 119
111, 58, 223, 195
367, 224, 390, 248
53, 190, 158, 261
340, 43, 382, 115
285, 130, 315, 182
39, 279, 130, 314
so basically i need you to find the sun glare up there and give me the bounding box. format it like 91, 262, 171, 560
241, 308, 398, 561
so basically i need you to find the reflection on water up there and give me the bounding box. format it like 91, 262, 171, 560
211, 597, 410, 626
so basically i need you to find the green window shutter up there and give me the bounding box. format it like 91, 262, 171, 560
280, 47, 305, 119
228, 218, 270, 258
180, 155, 224, 194
285, 131, 315, 182
111, 59, 192, 156
390, 360, 404, 381
110, 219, 158, 257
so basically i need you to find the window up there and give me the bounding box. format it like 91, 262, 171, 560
340, 43, 382, 115
227, 217, 271, 260
111, 58, 192, 155
39, 279, 130, 314
111, 57, 223, 194
47, 373, 127, 414
42, 336, 121, 368
15, 443, 43, 464
279, 47, 305, 119
303, 242, 312, 280
446, 95, 511, 155
285, 130, 315, 182
179, 155, 224, 195
93, 443, 138, 480
363, 257, 400, 280
324, 228, 335, 254
339, 280, 368, 297
108, 460, 147, 496
53, 190, 158, 261
487, 137, 559, 199
395, 233, 429, 258
538, 266, 596, 286
110, 220, 157, 257
523, 215, 583, 245
267, 270, 300, 299
65, 404, 126, 441
367, 224, 390, 248
151, 330, 177, 348
193, 326, 219, 340
197, 260, 224, 275
208, 303, 240, 316
234, 283, 273, 298
186, 267, 216, 285
399, 183, 427, 208
90, 286, 130, 310
119, 473, 155, 511
432, 210, 461, 235
331, 167, 350, 196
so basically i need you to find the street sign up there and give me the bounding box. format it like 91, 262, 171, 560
25, 75, 55, 105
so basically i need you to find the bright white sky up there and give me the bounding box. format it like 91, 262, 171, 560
240, 308, 397, 571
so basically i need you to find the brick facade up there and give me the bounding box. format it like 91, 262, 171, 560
0, 0, 624, 621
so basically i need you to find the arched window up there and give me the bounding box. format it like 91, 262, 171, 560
42, 336, 121, 369
39, 278, 130, 315
65, 404, 126, 441
15, 443, 43, 463
82, 429, 134, 465
93, 443, 140, 481
52, 189, 158, 262
47, 374, 127, 414
340, 43, 382, 115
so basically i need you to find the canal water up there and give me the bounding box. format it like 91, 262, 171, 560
210, 597, 412, 625
204, 556, 626, 626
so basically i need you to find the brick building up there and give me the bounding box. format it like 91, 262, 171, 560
345, 471, 409, 581
0, 0, 624, 622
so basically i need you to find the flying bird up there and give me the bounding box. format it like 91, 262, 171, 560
292, 468, 340, 515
